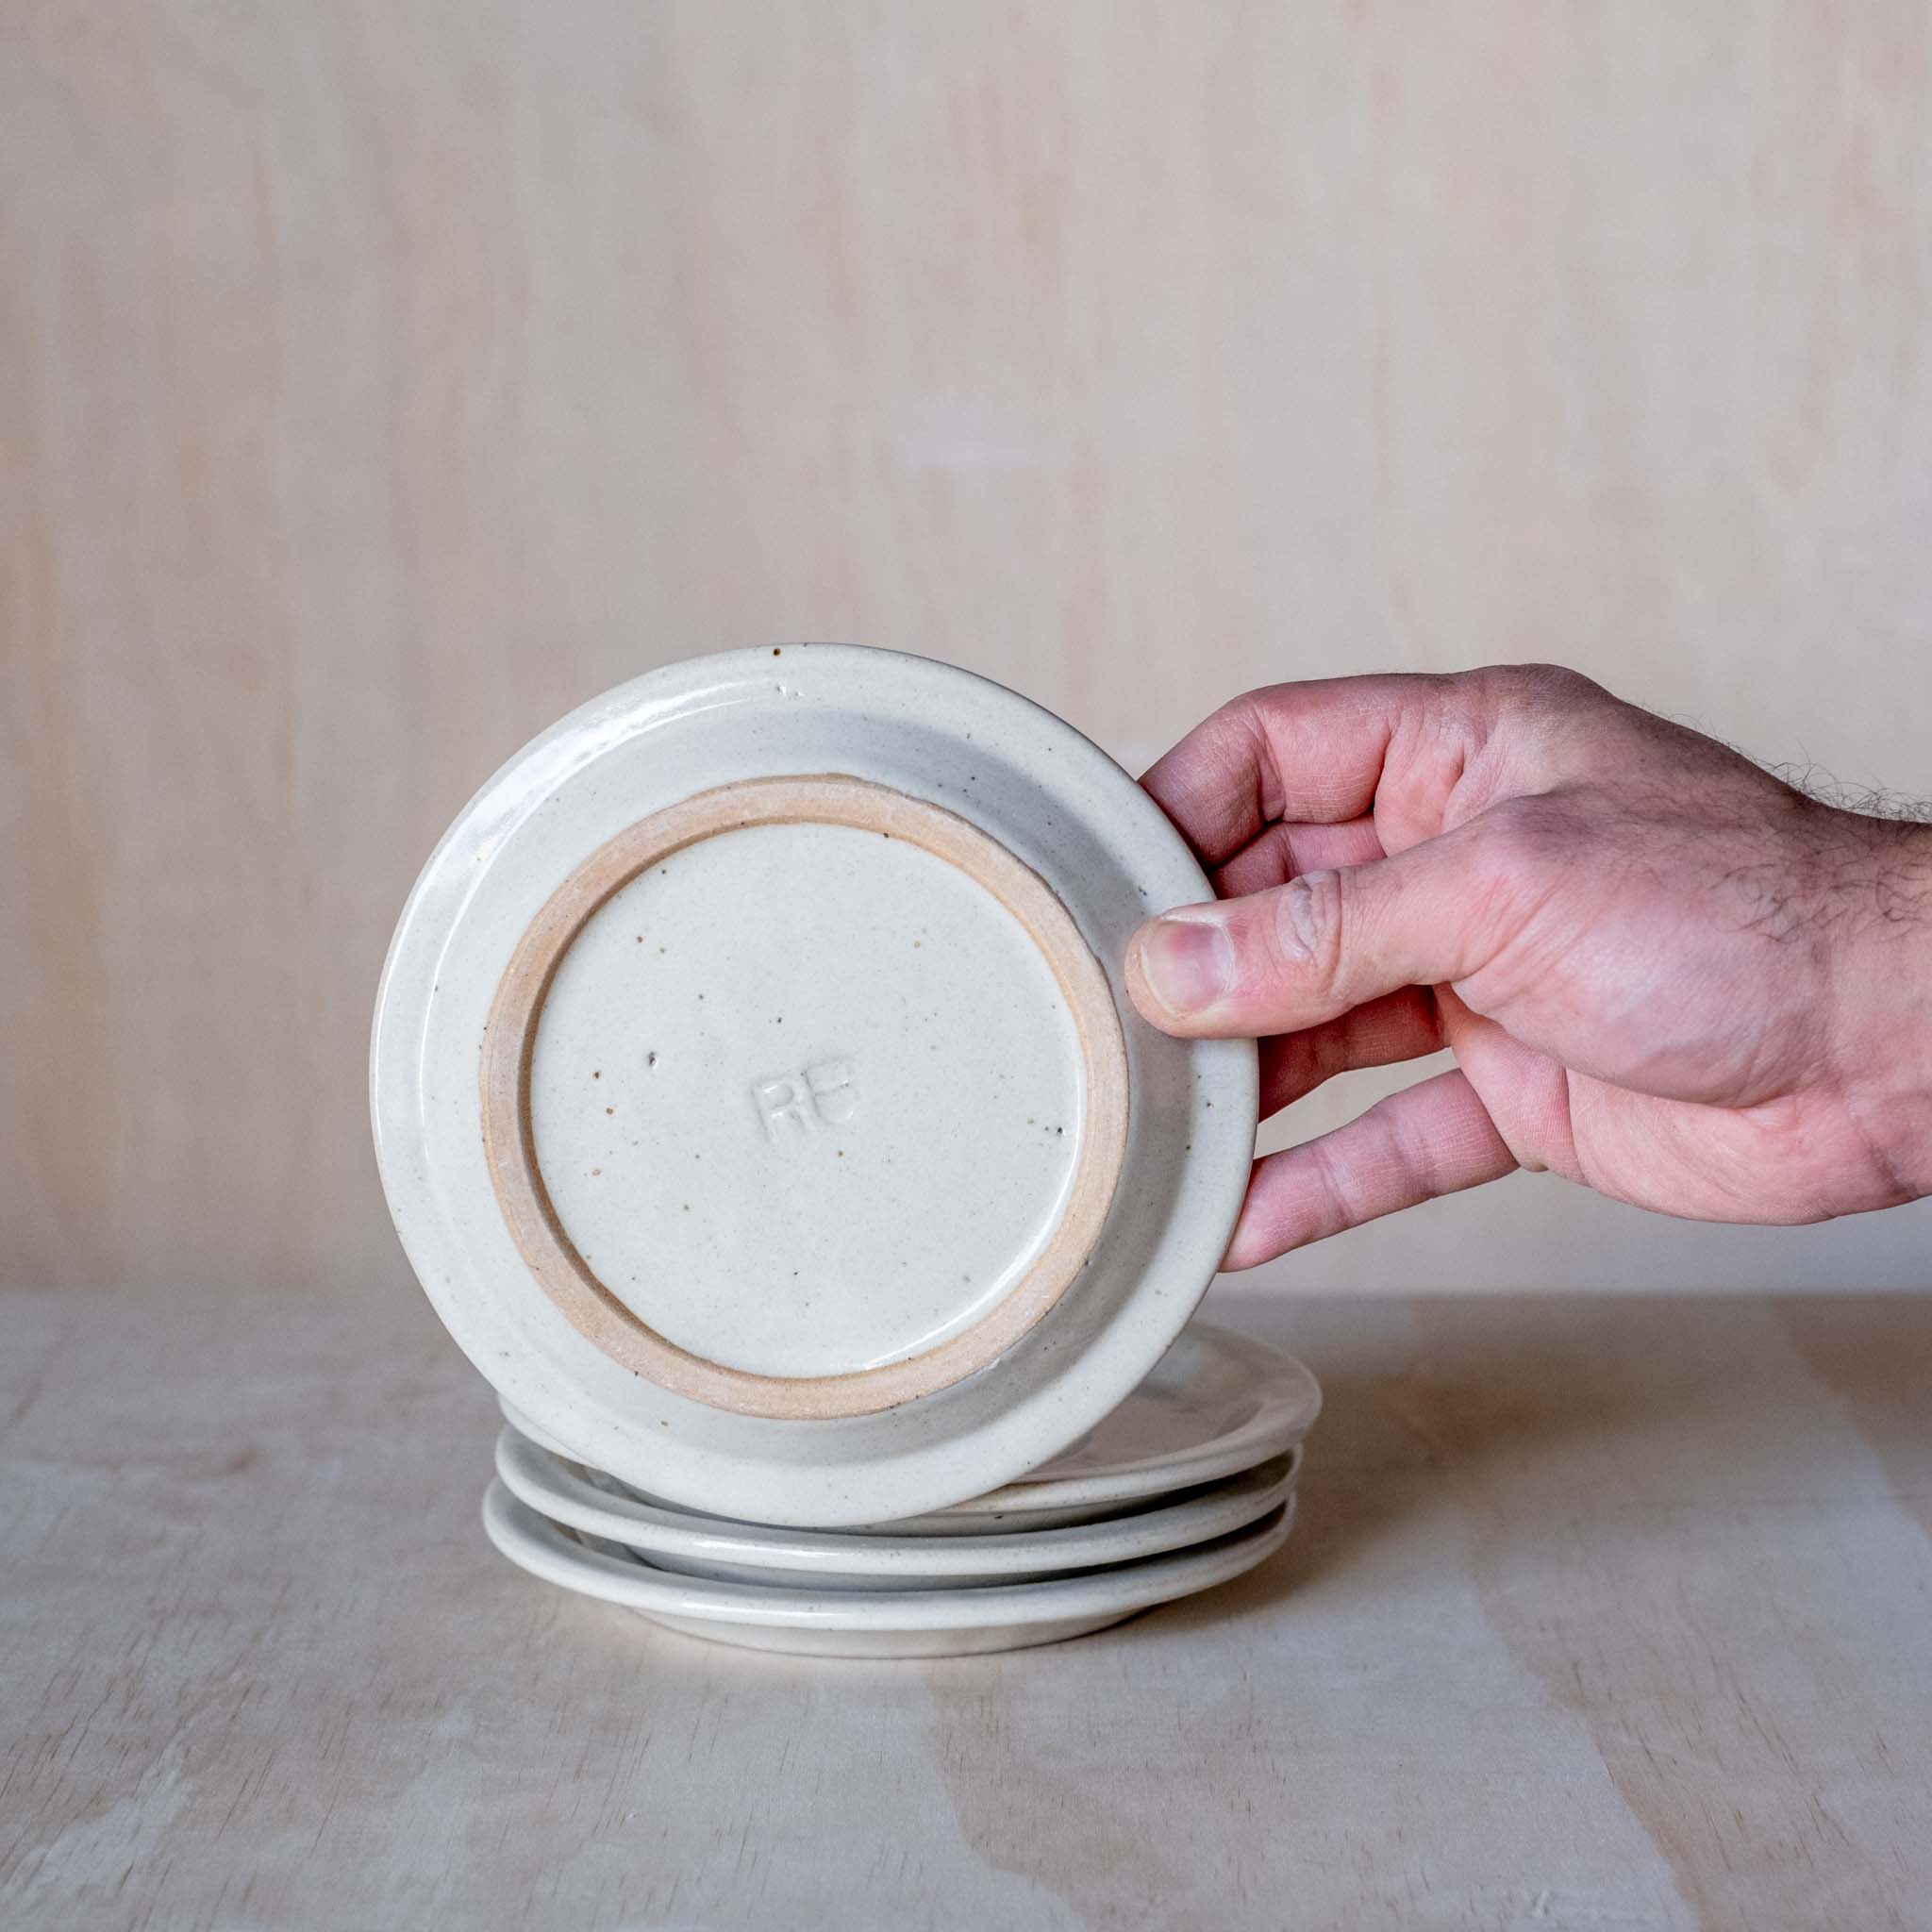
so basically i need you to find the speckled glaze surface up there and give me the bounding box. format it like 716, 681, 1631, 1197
481, 1480, 1297, 1657
529, 815, 1089, 1382
373, 644, 1257, 1526
493, 1424, 1298, 1589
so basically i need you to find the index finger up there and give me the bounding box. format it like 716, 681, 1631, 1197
1140, 673, 1458, 866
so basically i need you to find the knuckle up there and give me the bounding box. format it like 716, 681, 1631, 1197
1474, 662, 1610, 724
1517, 661, 1604, 704
1477, 794, 1574, 872
1375, 1090, 1439, 1195
1265, 868, 1348, 999
1303, 1138, 1362, 1238
1313, 1117, 1389, 1229
1467, 798, 1577, 924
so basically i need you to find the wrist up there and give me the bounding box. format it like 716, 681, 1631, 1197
1833, 817, 1932, 1202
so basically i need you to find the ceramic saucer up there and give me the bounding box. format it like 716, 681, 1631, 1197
494, 1424, 1298, 1590
374, 645, 1257, 1526
896, 1324, 1322, 1525
482, 1480, 1297, 1658
499, 1323, 1321, 1535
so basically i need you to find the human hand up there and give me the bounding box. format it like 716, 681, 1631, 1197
1124, 667, 1932, 1268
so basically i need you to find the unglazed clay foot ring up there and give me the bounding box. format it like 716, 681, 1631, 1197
480, 774, 1130, 1420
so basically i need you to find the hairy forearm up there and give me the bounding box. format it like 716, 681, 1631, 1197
1829, 814, 1932, 1203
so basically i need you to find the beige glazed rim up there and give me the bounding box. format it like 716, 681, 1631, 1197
479, 773, 1130, 1421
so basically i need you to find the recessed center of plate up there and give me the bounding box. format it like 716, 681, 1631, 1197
528, 817, 1086, 1380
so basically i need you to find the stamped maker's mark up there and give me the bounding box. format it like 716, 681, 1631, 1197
754, 1058, 858, 1144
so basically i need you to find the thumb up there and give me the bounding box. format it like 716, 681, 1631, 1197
1125, 825, 1515, 1038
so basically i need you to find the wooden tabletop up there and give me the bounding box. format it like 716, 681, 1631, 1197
4, 1280, 1929, 1931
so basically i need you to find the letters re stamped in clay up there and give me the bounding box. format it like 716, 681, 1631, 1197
754, 1058, 858, 1143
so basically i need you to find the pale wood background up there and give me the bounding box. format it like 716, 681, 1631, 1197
4, 1, 1930, 1296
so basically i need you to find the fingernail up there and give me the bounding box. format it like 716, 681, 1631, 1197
1135, 914, 1234, 1016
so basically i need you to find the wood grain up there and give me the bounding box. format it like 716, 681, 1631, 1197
5, 1282, 1932, 1929
3, 2, 1930, 1293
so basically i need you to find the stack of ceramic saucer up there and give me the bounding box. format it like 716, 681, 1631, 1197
481, 1323, 1319, 1657
373, 644, 1306, 1658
